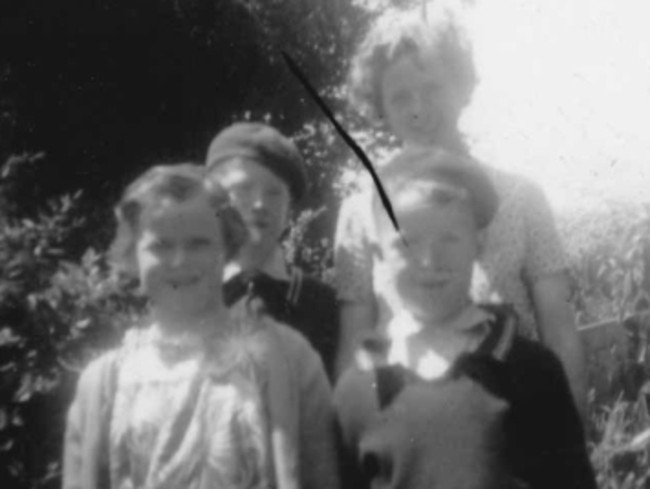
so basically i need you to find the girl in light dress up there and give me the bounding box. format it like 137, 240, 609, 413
63, 163, 339, 489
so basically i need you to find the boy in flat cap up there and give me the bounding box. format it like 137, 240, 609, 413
206, 122, 339, 379
334, 148, 595, 489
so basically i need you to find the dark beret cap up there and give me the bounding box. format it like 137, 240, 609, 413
206, 122, 308, 202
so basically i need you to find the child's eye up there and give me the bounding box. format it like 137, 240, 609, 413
441, 235, 460, 245
391, 236, 415, 255
390, 91, 411, 107
404, 235, 423, 247
422, 81, 442, 97
187, 238, 211, 251
149, 239, 171, 252
231, 182, 254, 198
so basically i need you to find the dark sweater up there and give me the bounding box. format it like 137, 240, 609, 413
224, 268, 340, 380
334, 305, 596, 489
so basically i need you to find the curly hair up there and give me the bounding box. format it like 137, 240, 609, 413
347, 9, 476, 121
110, 163, 248, 276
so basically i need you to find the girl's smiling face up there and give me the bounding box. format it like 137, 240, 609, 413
378, 195, 481, 325
135, 194, 226, 320
380, 52, 464, 148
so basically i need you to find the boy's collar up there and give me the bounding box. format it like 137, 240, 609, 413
473, 304, 517, 360
386, 303, 492, 340
360, 304, 517, 369
446, 303, 494, 332
224, 246, 290, 281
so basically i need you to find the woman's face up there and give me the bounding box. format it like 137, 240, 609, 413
380, 53, 463, 148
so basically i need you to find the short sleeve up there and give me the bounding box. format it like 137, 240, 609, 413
334, 193, 375, 302
521, 182, 567, 284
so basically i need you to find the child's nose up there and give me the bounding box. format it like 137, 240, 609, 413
421, 245, 443, 269
251, 189, 268, 209
408, 100, 423, 120
411, 95, 430, 122
170, 247, 189, 267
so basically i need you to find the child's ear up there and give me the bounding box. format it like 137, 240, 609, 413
476, 229, 487, 256
111, 250, 143, 294
370, 242, 385, 262
278, 206, 297, 242
122, 248, 142, 285
287, 204, 298, 224
126, 246, 139, 272
278, 218, 293, 243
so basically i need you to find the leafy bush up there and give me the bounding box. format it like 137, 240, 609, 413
3, 147, 650, 487
561, 200, 650, 326
560, 198, 650, 488
0, 154, 144, 489
589, 394, 650, 489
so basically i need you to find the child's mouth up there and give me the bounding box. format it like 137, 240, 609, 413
420, 273, 451, 286
168, 277, 200, 289
250, 218, 270, 229
418, 276, 451, 293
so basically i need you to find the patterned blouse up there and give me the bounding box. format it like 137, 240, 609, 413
334, 164, 567, 338
109, 325, 271, 489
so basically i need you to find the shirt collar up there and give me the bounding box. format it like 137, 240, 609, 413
224, 246, 290, 281
361, 304, 517, 370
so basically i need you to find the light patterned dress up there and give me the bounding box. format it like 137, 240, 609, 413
334, 164, 567, 339
109, 326, 272, 489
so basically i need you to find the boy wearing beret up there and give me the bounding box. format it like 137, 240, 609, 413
206, 122, 339, 379
334, 148, 596, 489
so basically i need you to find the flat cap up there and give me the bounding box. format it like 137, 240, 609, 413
206, 122, 307, 202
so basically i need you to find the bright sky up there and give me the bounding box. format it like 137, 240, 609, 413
457, 0, 650, 209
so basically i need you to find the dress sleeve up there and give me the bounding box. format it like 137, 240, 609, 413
521, 181, 568, 284
63, 353, 116, 489
334, 193, 375, 303
295, 340, 342, 489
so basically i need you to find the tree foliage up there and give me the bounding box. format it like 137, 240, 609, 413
5, 1, 650, 487
0, 2, 383, 486
0, 154, 146, 488
0, 0, 378, 253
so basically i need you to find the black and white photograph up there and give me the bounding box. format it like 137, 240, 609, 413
1, 0, 649, 488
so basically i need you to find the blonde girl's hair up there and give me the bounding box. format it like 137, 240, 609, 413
347, 8, 476, 120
